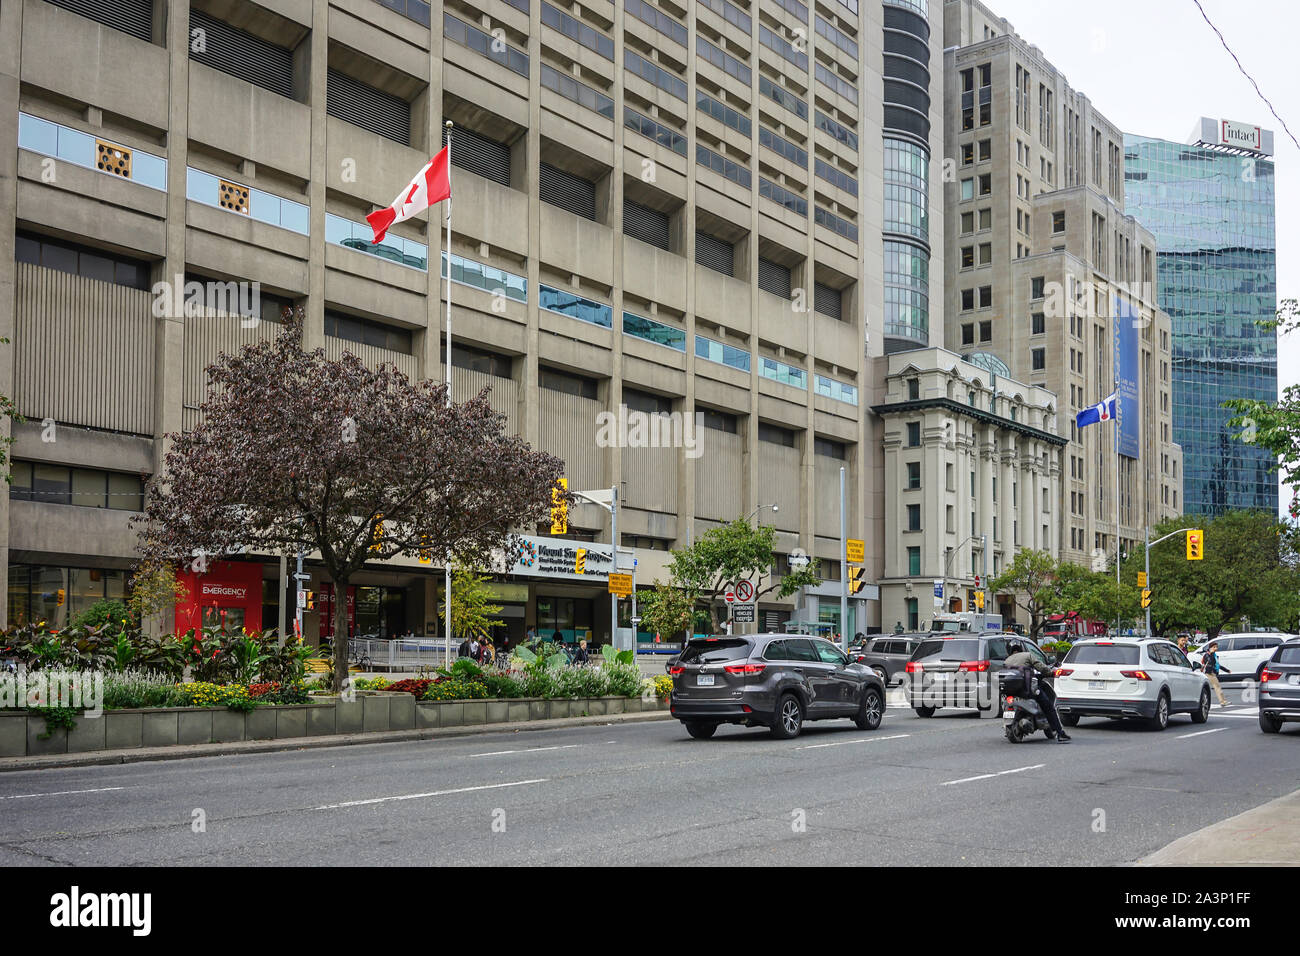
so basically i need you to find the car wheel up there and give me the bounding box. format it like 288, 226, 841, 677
855, 687, 884, 731
770, 694, 804, 740
1148, 691, 1170, 731
914, 705, 936, 719
1190, 688, 1211, 724
1061, 713, 1080, 727
685, 721, 717, 739
1259, 712, 1283, 734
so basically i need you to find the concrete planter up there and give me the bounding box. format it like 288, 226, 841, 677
4, 693, 661, 758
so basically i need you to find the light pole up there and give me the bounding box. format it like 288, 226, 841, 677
943, 534, 983, 619
1143, 527, 1194, 638
571, 486, 623, 650
745, 503, 779, 525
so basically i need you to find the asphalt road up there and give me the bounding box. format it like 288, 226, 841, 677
0, 684, 1295, 866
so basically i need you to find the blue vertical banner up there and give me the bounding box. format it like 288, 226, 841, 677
1112, 292, 1141, 459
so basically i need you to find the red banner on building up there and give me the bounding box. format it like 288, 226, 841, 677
174, 561, 263, 636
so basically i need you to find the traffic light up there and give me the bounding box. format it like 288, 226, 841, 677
574, 548, 587, 575
1186, 529, 1204, 561
369, 514, 384, 552
1141, 588, 1151, 609
306, 590, 315, 611
848, 566, 865, 595
975, 589, 985, 610
550, 478, 568, 534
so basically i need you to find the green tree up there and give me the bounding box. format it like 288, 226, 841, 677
1136, 510, 1300, 639
637, 581, 709, 642
438, 567, 504, 643
663, 519, 820, 632
989, 549, 1080, 640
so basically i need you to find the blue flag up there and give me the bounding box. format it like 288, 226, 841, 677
1076, 392, 1117, 429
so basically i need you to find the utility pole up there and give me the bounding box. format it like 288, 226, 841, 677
839, 466, 847, 651
610, 483, 619, 650
1144, 525, 1151, 637
981, 532, 988, 633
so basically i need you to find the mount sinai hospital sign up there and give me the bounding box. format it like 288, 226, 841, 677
506, 535, 614, 582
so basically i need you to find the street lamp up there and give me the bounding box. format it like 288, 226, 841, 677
746, 503, 779, 525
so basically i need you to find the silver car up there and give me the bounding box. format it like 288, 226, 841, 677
669, 634, 887, 740
851, 635, 925, 685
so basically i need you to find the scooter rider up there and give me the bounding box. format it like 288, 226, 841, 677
1004, 644, 1070, 742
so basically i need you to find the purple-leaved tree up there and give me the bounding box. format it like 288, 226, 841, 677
136, 308, 566, 691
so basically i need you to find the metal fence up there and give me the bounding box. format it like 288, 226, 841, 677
348, 637, 452, 671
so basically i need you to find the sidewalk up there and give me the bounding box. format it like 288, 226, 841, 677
1137, 788, 1300, 866
0, 710, 674, 774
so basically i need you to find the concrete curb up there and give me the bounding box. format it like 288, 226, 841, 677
0, 710, 675, 773
1136, 788, 1300, 866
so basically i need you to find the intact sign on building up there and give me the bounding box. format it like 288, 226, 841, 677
1189, 117, 1274, 156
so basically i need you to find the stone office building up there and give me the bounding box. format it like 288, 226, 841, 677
0, 0, 947, 640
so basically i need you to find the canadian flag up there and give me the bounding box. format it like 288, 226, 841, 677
366, 146, 451, 245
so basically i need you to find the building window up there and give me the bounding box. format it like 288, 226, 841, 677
1031, 348, 1045, 371
759, 423, 796, 447
906, 504, 921, 532
325, 310, 413, 354
906, 422, 921, 447
14, 231, 150, 290
961, 289, 975, 311
907, 378, 920, 400
9, 462, 144, 511
907, 461, 921, 489
978, 286, 992, 308
1031, 276, 1045, 299
539, 367, 599, 400
1032, 312, 1045, 334
961, 323, 974, 345
908, 546, 921, 576
979, 320, 991, 342
815, 438, 847, 460
539, 285, 613, 328
1053, 211, 1065, 233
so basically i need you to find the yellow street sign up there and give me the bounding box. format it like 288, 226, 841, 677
1186, 529, 1204, 561
846, 538, 864, 564
608, 573, 633, 596
1137, 571, 1147, 588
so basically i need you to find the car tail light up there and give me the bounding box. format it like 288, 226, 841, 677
1120, 670, 1152, 681
741, 705, 752, 713
905, 661, 923, 673
1261, 669, 1282, 683
1054, 668, 1073, 678
724, 663, 766, 675
1005, 695, 1015, 704
667, 666, 684, 676
958, 660, 990, 672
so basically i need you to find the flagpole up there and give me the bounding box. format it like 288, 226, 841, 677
443, 120, 453, 670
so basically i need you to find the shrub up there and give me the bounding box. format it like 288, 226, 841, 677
601, 661, 645, 698
382, 678, 435, 696
353, 676, 391, 691
652, 674, 673, 700
101, 669, 187, 709
422, 679, 489, 701
482, 670, 526, 698
174, 682, 256, 712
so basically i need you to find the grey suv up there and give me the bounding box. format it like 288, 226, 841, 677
903, 634, 1049, 717
669, 634, 887, 740
851, 635, 925, 685
1259, 640, 1300, 734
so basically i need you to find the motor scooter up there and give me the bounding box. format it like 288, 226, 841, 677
998, 667, 1056, 743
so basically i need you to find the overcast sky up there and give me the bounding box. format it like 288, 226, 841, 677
978, 0, 1297, 511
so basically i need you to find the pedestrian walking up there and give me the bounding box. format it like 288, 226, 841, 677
573, 640, 590, 666
481, 640, 495, 666
1202, 640, 1230, 706
457, 637, 471, 659
469, 637, 481, 663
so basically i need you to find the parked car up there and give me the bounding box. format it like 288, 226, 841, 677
1186, 633, 1295, 682
1259, 640, 1300, 733
850, 635, 925, 686
1054, 637, 1210, 731
668, 634, 886, 740
902, 634, 1048, 717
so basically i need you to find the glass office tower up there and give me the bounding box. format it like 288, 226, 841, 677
1124, 128, 1278, 515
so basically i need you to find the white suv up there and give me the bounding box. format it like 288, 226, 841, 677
1187, 633, 1295, 682
1054, 638, 1211, 731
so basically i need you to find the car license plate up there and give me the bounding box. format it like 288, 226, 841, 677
697, 674, 715, 687
934, 673, 949, 682
1088, 680, 1106, 690
1288, 674, 1300, 685
1003, 710, 1015, 719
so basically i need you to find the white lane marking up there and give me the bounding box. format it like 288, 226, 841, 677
1177, 727, 1227, 739
469, 744, 581, 758
942, 764, 1044, 786
1, 786, 130, 801
1207, 713, 1260, 719
798, 734, 910, 750
313, 778, 547, 810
